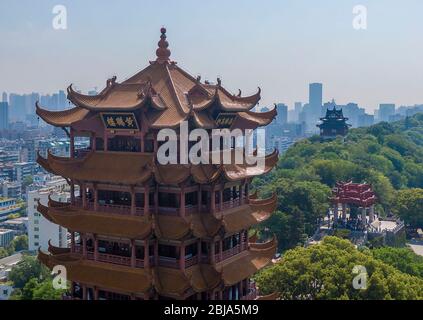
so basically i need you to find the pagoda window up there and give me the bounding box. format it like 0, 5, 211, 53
134, 193, 145, 208
95, 137, 104, 151
201, 191, 208, 206
135, 245, 145, 259
108, 136, 141, 152
201, 241, 209, 256
158, 192, 178, 208
185, 191, 198, 206
86, 238, 94, 252
185, 242, 198, 258
223, 188, 232, 202
98, 190, 132, 207
98, 240, 131, 257
158, 244, 178, 259
144, 139, 154, 152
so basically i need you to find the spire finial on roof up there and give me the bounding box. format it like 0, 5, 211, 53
156, 27, 171, 63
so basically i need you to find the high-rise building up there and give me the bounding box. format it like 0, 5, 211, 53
275, 103, 288, 125
9, 94, 26, 122
378, 104, 395, 122
0, 102, 9, 130
36, 28, 278, 301
309, 83, 323, 113
28, 177, 69, 251
2, 92, 7, 103
293, 102, 302, 122
358, 114, 374, 127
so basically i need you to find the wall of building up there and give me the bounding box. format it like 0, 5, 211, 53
27, 178, 69, 251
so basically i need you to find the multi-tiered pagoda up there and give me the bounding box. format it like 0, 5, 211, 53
317, 107, 351, 140
36, 28, 278, 300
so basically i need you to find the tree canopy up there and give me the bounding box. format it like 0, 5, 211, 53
253, 113, 423, 250
255, 237, 423, 300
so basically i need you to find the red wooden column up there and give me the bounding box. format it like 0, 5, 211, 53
104, 131, 108, 151
154, 240, 159, 266
70, 128, 75, 158
180, 186, 185, 217
82, 234, 87, 259
93, 184, 98, 211
81, 183, 87, 209
131, 239, 136, 268
70, 231, 75, 252
93, 287, 99, 300
153, 133, 158, 153
154, 184, 159, 214
144, 239, 150, 269
70, 181, 75, 204
91, 132, 96, 151
179, 243, 185, 270
245, 182, 249, 203
130, 187, 136, 216
210, 241, 216, 264
198, 185, 202, 212
144, 184, 150, 217
94, 235, 98, 261
210, 187, 216, 214
219, 186, 223, 211
82, 285, 87, 300
342, 203, 347, 220
219, 238, 223, 262
140, 132, 145, 153
239, 184, 244, 205
197, 239, 202, 262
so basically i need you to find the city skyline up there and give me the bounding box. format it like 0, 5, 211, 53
1, 0, 423, 112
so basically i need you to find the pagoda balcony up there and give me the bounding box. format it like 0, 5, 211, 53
74, 245, 153, 268
74, 148, 92, 159
158, 256, 179, 268
73, 198, 145, 216
218, 198, 241, 212
185, 255, 199, 268
214, 243, 247, 263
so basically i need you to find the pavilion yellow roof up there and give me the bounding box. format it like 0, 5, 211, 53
37, 149, 278, 185
36, 28, 276, 130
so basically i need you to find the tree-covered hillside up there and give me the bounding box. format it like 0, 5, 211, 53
255, 237, 423, 300
254, 113, 423, 250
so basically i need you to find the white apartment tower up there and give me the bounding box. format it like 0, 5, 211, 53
28, 177, 69, 251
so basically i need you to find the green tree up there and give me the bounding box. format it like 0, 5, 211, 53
255, 237, 423, 300
371, 247, 423, 278
8, 255, 51, 289
393, 188, 423, 228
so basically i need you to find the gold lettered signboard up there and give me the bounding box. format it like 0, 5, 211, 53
215, 113, 237, 128
100, 113, 140, 131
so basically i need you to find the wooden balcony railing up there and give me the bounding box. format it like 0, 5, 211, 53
73, 198, 144, 216
221, 198, 241, 210
74, 148, 92, 159
214, 244, 243, 263
185, 255, 198, 268
158, 256, 179, 268
97, 253, 131, 266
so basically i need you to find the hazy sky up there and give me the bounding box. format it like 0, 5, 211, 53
0, 0, 422, 112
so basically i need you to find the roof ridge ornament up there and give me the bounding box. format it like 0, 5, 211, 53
155, 27, 172, 64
